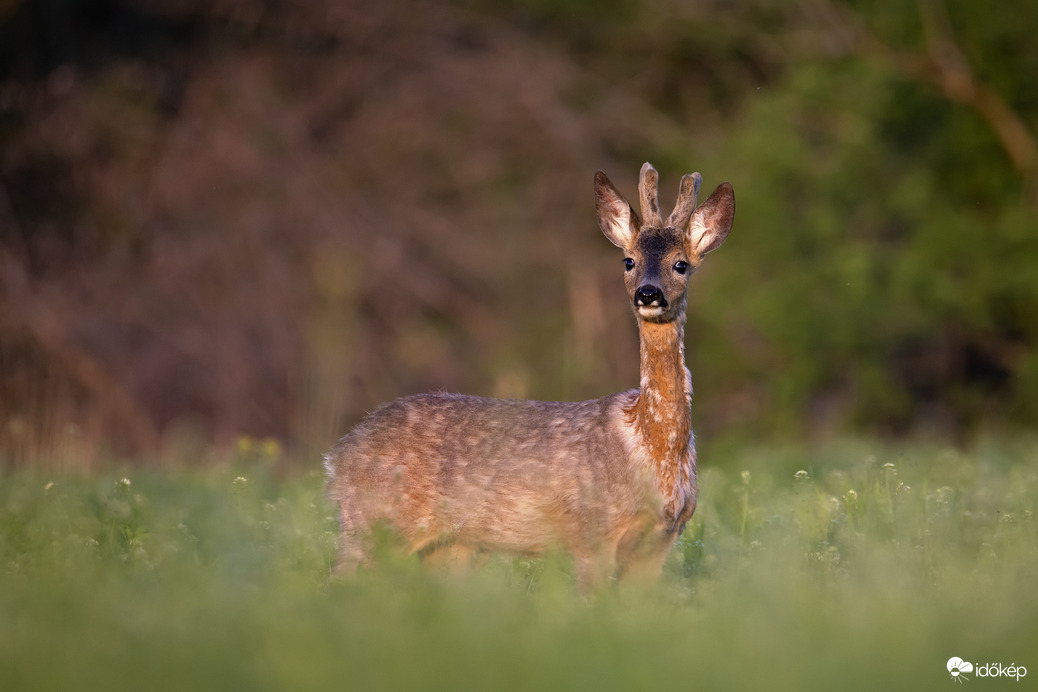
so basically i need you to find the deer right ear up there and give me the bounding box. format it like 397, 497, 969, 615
595, 171, 639, 250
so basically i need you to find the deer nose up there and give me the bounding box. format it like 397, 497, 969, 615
635, 285, 665, 307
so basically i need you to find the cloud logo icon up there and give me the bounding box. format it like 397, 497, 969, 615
947, 657, 974, 682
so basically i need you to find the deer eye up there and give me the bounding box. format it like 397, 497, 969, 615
624, 258, 635, 271
674, 260, 689, 274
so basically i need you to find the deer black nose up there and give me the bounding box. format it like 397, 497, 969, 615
635, 285, 665, 307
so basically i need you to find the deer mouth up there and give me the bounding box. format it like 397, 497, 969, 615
637, 305, 666, 319
634, 290, 668, 319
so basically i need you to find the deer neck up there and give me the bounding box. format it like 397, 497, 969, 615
632, 314, 692, 464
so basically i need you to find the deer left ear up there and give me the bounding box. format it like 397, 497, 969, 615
688, 182, 735, 258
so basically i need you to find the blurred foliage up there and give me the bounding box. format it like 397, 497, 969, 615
1, 0, 1037, 468
0, 440, 1036, 689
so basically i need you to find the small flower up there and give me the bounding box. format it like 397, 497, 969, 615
793, 470, 810, 482
740, 470, 751, 484
233, 476, 248, 488
117, 478, 132, 489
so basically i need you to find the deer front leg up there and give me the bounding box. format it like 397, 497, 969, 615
572, 549, 619, 593
614, 525, 678, 584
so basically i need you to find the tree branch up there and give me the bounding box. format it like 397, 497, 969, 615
809, 0, 1036, 177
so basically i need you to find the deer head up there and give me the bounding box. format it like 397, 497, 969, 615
595, 162, 735, 323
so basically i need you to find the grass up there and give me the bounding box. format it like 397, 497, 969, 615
1, 438, 1036, 691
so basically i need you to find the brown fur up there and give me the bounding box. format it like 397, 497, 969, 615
324, 163, 735, 589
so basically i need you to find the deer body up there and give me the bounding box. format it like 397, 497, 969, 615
325, 163, 734, 587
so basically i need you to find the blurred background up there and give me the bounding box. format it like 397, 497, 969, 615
1, 0, 1036, 471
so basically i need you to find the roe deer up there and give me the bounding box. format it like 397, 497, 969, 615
324, 163, 735, 589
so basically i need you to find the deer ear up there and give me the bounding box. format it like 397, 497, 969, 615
595, 171, 639, 250
688, 182, 735, 258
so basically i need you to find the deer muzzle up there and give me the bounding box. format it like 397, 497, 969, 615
635, 285, 667, 308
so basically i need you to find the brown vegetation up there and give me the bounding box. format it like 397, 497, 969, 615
2, 1, 1037, 469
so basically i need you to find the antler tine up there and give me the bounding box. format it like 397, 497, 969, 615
638, 162, 663, 228
666, 172, 703, 229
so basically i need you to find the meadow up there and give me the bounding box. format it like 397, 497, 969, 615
4, 4, 1037, 691
1, 438, 1035, 691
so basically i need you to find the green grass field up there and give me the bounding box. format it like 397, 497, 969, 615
2, 439, 1035, 691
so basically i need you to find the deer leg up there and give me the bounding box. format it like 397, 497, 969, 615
573, 550, 617, 593
420, 542, 476, 576
614, 527, 678, 584
332, 503, 369, 577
